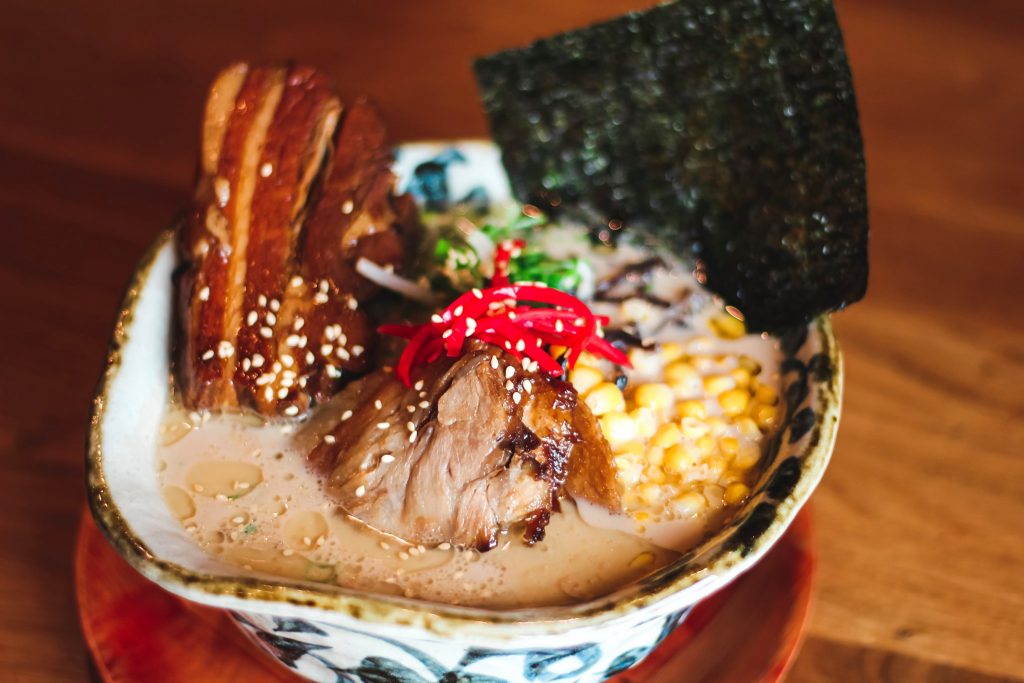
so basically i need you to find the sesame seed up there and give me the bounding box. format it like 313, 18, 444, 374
277, 388, 288, 399
302, 536, 312, 546
418, 390, 427, 398
269, 298, 280, 312
305, 351, 315, 364
515, 340, 526, 352
376, 422, 390, 430
523, 379, 533, 393
260, 326, 273, 339
431, 314, 444, 324
337, 333, 347, 346
246, 310, 257, 326
406, 421, 416, 432
374, 399, 383, 409
217, 340, 234, 358
347, 297, 358, 311
555, 319, 564, 333
399, 551, 409, 560
490, 356, 499, 370
324, 434, 336, 444
513, 391, 522, 404
414, 380, 424, 391
319, 280, 329, 293
441, 329, 452, 339
472, 288, 483, 299
242, 358, 251, 371
406, 405, 416, 413
505, 380, 514, 391
198, 286, 210, 301
326, 365, 341, 378
352, 345, 364, 357
231, 515, 245, 524
252, 353, 265, 368
192, 484, 204, 492
321, 344, 333, 356
381, 454, 395, 463
260, 162, 273, 177
256, 374, 273, 385
438, 542, 452, 551
285, 334, 299, 347
299, 376, 308, 388
408, 431, 417, 443
266, 311, 277, 326
504, 341, 512, 350
454, 305, 464, 316
314, 292, 328, 305
355, 485, 366, 497
325, 325, 340, 341
201, 349, 215, 361
284, 405, 299, 416
290, 275, 304, 288
418, 401, 429, 409
341, 199, 354, 214
341, 410, 353, 421
336, 348, 351, 361
282, 549, 295, 557
574, 317, 585, 327
258, 294, 267, 307
281, 354, 294, 367
505, 366, 515, 379
213, 177, 230, 206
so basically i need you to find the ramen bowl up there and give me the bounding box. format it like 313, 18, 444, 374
86, 141, 842, 683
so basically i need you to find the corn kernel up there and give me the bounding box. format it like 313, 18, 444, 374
691, 355, 717, 372
732, 444, 762, 470
615, 441, 646, 458
725, 482, 751, 505
569, 366, 604, 396
639, 483, 662, 504
652, 422, 683, 448
672, 491, 706, 517
600, 411, 638, 445
719, 469, 744, 485
645, 446, 665, 466
719, 436, 740, 456
585, 382, 625, 416
629, 408, 658, 439
661, 342, 686, 363
665, 360, 698, 384
709, 313, 746, 339
629, 551, 654, 568
644, 465, 667, 485
756, 385, 780, 406
578, 351, 602, 367
633, 512, 650, 523
753, 403, 779, 430
706, 416, 729, 436
614, 457, 642, 485
734, 417, 761, 439
676, 400, 707, 419
664, 443, 701, 473
634, 383, 674, 413
696, 435, 716, 455
705, 456, 727, 480
718, 388, 750, 416
680, 416, 710, 439
738, 355, 762, 375
549, 344, 569, 359
687, 336, 715, 353
730, 367, 752, 389
704, 375, 736, 396
703, 484, 725, 508
628, 347, 662, 376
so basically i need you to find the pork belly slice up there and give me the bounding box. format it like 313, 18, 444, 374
176, 63, 420, 416
307, 345, 613, 549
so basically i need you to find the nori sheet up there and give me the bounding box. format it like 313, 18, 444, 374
474, 0, 868, 331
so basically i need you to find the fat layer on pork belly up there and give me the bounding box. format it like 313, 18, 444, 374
176, 63, 420, 416
306, 344, 620, 549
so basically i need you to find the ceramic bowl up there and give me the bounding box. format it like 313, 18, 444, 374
86, 141, 842, 683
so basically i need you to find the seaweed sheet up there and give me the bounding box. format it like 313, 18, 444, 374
474, 0, 868, 331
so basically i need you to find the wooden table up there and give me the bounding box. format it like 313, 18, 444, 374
1, 1, 1021, 681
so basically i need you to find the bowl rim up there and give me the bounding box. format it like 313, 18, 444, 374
86, 140, 843, 640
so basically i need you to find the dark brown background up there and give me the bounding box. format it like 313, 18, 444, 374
1, 1, 1022, 681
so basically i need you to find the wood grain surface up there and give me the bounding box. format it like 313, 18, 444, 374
1, 1, 1022, 682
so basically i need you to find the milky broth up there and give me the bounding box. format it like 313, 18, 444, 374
157, 225, 784, 608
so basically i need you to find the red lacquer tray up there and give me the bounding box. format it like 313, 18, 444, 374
75, 508, 815, 683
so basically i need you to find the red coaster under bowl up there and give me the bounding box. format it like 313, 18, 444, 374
75, 508, 814, 682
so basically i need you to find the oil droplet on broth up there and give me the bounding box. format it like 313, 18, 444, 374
283, 510, 329, 551
162, 485, 195, 520
186, 461, 263, 498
